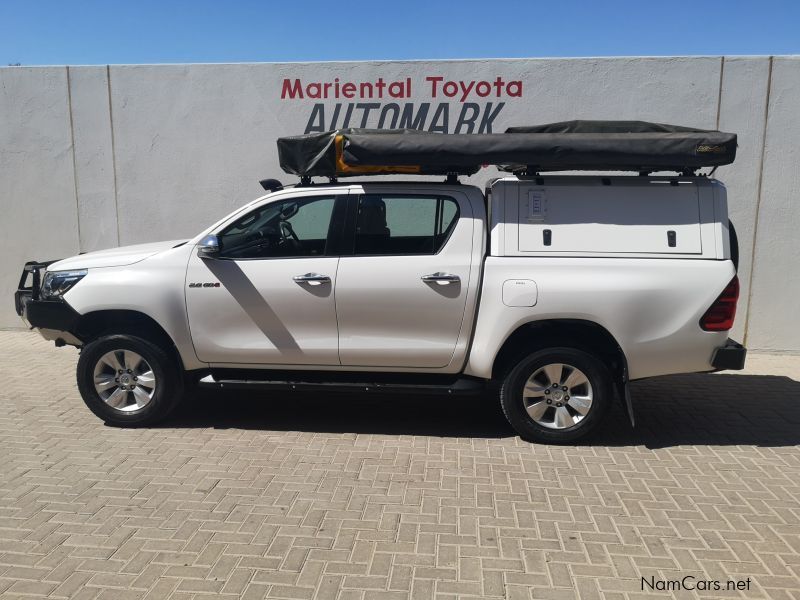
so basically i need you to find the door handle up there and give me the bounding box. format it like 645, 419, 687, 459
421, 272, 460, 283
293, 272, 331, 284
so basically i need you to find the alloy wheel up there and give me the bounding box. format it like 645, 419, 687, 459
522, 362, 593, 429
92, 350, 157, 412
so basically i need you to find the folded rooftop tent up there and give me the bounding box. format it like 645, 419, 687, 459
276, 121, 737, 180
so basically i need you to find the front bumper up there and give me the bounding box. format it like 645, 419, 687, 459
15, 261, 51, 317
17, 295, 81, 332
15, 260, 82, 342
711, 338, 747, 371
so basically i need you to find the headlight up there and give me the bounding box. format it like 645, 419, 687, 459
41, 269, 87, 300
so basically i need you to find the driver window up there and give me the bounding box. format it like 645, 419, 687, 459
217, 196, 336, 259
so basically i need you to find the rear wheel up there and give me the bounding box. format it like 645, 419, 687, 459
500, 347, 612, 443
77, 334, 184, 426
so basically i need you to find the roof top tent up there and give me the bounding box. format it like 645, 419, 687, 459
276, 120, 737, 183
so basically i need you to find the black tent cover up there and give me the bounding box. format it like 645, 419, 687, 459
276, 120, 737, 178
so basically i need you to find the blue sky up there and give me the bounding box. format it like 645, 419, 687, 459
3, 0, 799, 65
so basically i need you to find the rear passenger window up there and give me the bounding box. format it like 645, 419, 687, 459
354, 195, 459, 255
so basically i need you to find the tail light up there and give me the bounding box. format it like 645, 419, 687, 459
700, 275, 739, 331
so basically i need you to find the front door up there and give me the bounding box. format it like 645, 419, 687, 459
186, 194, 344, 365
335, 189, 475, 368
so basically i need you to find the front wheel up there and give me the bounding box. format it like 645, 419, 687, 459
77, 334, 184, 427
499, 347, 612, 443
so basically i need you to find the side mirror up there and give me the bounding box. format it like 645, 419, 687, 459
197, 234, 220, 259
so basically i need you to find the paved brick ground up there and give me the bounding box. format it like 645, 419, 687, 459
1, 330, 799, 599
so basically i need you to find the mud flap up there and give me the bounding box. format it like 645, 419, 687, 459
622, 382, 635, 428
615, 362, 635, 428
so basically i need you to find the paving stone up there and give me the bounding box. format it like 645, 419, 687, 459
0, 331, 798, 599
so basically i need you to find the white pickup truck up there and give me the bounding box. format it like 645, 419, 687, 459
14, 123, 746, 443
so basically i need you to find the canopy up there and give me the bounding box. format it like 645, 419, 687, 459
276, 121, 737, 179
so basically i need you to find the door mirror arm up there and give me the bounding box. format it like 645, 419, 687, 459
197, 234, 221, 259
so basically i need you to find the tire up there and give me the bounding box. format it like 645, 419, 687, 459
499, 347, 612, 444
77, 334, 184, 427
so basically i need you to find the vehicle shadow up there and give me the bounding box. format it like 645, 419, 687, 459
596, 373, 800, 449
167, 386, 514, 439
161, 373, 800, 448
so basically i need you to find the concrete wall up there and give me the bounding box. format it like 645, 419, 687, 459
1, 57, 798, 351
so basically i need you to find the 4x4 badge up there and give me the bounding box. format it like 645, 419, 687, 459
188, 282, 220, 288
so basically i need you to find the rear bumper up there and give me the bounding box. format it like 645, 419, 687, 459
711, 338, 747, 371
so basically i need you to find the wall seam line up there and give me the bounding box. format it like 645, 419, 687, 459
742, 55, 773, 348
66, 66, 82, 252
106, 64, 121, 247
715, 56, 725, 129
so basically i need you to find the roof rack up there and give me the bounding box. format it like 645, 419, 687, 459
276, 121, 736, 181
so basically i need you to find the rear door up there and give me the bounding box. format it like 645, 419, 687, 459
334, 187, 476, 368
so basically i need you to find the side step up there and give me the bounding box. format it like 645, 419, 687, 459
198, 374, 486, 396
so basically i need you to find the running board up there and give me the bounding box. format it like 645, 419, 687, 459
198, 374, 486, 396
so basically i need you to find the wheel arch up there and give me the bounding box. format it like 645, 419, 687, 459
74, 309, 186, 371
491, 319, 628, 385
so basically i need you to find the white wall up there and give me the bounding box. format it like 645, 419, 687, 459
1, 57, 798, 351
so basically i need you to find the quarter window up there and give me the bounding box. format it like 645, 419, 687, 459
354, 195, 459, 255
